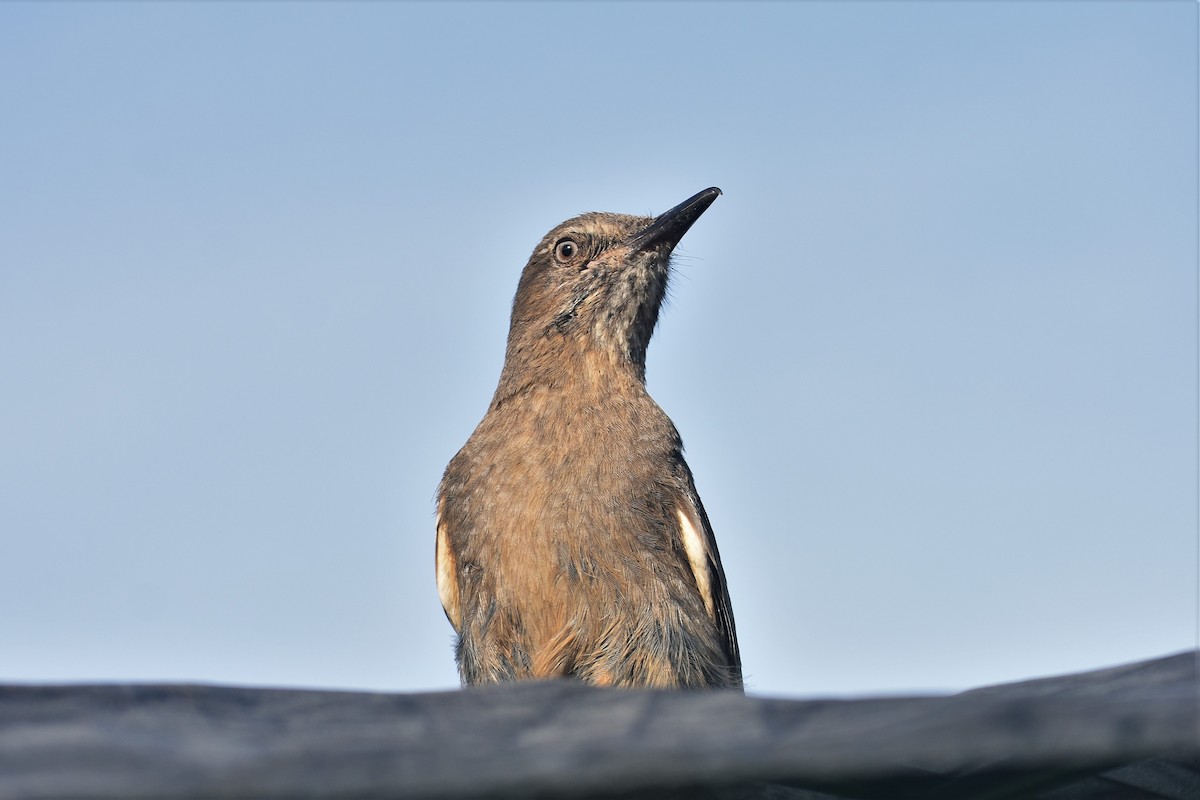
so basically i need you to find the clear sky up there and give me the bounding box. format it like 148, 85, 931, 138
1, 2, 1195, 697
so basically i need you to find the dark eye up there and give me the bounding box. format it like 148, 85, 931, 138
554, 238, 579, 263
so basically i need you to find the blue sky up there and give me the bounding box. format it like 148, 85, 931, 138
1, 2, 1195, 696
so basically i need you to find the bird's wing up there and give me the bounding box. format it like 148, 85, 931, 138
435, 498, 461, 631
673, 477, 742, 676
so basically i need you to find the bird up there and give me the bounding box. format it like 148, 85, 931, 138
435, 187, 741, 690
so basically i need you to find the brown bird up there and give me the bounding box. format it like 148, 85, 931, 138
436, 187, 741, 690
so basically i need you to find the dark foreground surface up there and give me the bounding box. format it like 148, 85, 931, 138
0, 651, 1195, 800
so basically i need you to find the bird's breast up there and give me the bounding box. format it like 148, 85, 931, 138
444, 379, 683, 622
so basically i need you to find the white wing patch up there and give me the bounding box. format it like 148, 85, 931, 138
677, 507, 715, 619
435, 516, 461, 631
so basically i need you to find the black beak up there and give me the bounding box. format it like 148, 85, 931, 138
629, 187, 721, 254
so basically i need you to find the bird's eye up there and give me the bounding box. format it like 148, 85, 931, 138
554, 238, 579, 263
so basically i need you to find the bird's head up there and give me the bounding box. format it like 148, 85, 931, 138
501, 187, 721, 385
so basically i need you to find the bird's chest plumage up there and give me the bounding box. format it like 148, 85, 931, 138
441, 383, 688, 657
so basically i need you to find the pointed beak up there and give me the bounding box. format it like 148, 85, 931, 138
628, 187, 721, 254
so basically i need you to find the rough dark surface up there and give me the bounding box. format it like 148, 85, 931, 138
0, 651, 1195, 800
